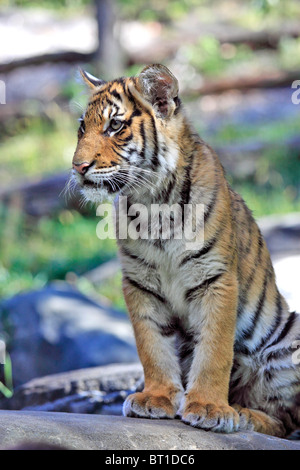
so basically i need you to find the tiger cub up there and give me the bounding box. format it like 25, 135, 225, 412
72, 64, 300, 437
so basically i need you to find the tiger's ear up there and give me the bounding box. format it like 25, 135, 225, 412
79, 69, 106, 89
137, 64, 179, 118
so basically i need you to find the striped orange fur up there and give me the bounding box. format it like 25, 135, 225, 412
72, 65, 300, 437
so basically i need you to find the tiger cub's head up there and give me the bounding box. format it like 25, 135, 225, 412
72, 64, 183, 203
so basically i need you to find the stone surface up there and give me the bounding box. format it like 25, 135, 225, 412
0, 363, 144, 415
0, 282, 138, 386
259, 212, 300, 258
0, 410, 299, 450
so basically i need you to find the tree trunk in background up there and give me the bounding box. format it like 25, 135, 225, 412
94, 0, 124, 79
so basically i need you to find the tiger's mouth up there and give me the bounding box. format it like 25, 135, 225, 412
83, 178, 122, 193
80, 165, 126, 194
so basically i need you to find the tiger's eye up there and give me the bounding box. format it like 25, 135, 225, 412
110, 119, 122, 131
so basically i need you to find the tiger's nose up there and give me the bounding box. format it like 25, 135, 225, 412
72, 161, 92, 175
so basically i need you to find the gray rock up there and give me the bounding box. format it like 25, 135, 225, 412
259, 212, 300, 258
0, 410, 299, 450
0, 365, 299, 450
0, 363, 144, 414
0, 282, 138, 386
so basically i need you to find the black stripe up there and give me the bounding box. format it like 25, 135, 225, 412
154, 316, 187, 337
178, 340, 195, 362
125, 276, 165, 304
126, 108, 142, 126
256, 229, 264, 264
109, 104, 120, 120
265, 311, 298, 350
240, 203, 256, 256
113, 77, 125, 86
204, 179, 219, 223
173, 96, 181, 115
265, 369, 273, 382
229, 375, 242, 393
104, 98, 114, 108
235, 292, 282, 355
244, 219, 254, 255
140, 121, 146, 160
265, 395, 281, 402
125, 85, 137, 106
150, 115, 159, 169
111, 147, 125, 160
234, 343, 251, 355
180, 235, 217, 266
185, 272, 224, 302
113, 141, 128, 151
110, 89, 122, 102
90, 86, 108, 100
265, 346, 294, 362
118, 132, 133, 143
179, 154, 194, 213
237, 231, 268, 318
138, 315, 188, 338
179, 224, 223, 267
120, 246, 156, 269
277, 380, 300, 391
238, 265, 256, 315
242, 274, 269, 341
160, 173, 177, 205
284, 409, 300, 431
254, 290, 282, 351
142, 316, 172, 335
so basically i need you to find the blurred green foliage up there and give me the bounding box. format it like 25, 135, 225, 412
2, 0, 90, 11
0, 353, 13, 399
5, 0, 300, 24
211, 115, 300, 146
1, 112, 76, 184
4, 0, 204, 19
94, 271, 126, 311
181, 34, 300, 78
279, 37, 300, 70
182, 37, 254, 77
203, 119, 300, 217
0, 204, 117, 299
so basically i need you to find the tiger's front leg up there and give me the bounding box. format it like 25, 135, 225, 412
122, 276, 184, 419
179, 272, 240, 433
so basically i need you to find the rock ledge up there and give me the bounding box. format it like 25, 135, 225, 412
1, 410, 300, 450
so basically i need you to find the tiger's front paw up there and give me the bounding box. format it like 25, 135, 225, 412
180, 401, 240, 433
123, 391, 178, 419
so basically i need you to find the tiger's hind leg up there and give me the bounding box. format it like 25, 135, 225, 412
232, 306, 300, 438
232, 404, 286, 437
